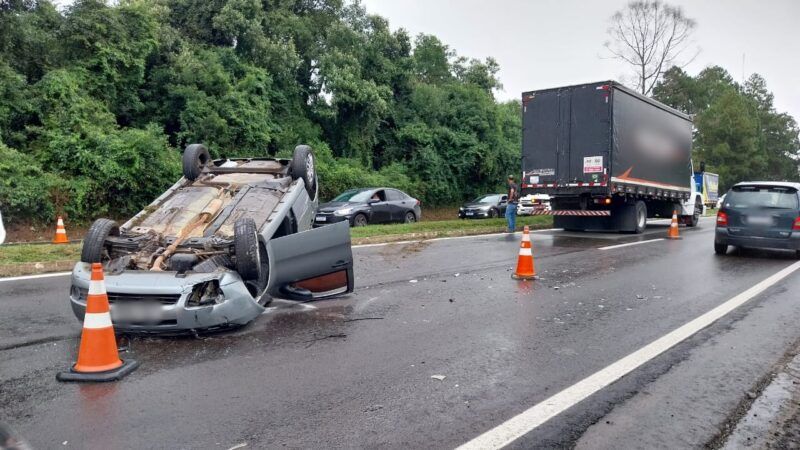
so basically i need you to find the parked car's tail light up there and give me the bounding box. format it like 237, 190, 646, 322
793, 217, 800, 231
716, 211, 728, 227
187, 280, 224, 307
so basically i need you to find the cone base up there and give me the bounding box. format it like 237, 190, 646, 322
511, 273, 539, 280
57, 359, 139, 383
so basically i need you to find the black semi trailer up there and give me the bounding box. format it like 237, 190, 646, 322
520, 81, 703, 233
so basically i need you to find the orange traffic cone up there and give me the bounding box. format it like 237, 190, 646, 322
512, 225, 538, 280
667, 210, 682, 240
52, 216, 69, 244
57, 263, 138, 382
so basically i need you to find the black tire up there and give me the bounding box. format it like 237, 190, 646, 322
488, 209, 497, 218
795, 250, 800, 260
291, 145, 317, 200
245, 242, 271, 306
352, 213, 368, 227
80, 219, 120, 263
234, 218, 261, 280
714, 243, 728, 255
687, 199, 702, 227
633, 201, 647, 234
182, 144, 211, 181
404, 211, 416, 223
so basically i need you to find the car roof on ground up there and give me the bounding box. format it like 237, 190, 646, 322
733, 181, 800, 189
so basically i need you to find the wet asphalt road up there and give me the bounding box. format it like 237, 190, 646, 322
2, 216, 800, 449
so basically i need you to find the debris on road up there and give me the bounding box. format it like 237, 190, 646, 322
409, 279, 418, 283
431, 375, 446, 381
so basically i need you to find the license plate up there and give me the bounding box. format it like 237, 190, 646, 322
316, 215, 327, 222
466, 212, 474, 216
747, 216, 772, 226
111, 303, 162, 323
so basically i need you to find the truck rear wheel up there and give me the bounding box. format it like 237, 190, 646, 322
632, 201, 647, 234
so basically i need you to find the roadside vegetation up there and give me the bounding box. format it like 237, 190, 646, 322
0, 243, 81, 265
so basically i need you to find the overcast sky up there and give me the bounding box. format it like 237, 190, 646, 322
360, 0, 800, 120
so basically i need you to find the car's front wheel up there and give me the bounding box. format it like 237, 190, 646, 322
404, 212, 416, 223
488, 209, 497, 218
352, 213, 368, 227
81, 218, 120, 263
714, 242, 728, 255
234, 218, 261, 280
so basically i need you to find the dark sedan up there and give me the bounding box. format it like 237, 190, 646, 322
458, 194, 508, 219
715, 181, 800, 257
315, 188, 422, 227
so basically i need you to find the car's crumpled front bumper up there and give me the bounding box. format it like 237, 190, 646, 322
69, 262, 265, 333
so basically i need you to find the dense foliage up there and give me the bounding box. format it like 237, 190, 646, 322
0, 0, 520, 224
653, 67, 800, 190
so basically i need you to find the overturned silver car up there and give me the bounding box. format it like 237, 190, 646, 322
69, 144, 354, 333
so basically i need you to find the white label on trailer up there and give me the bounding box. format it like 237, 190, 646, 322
583, 156, 603, 173
529, 168, 555, 176
529, 176, 540, 184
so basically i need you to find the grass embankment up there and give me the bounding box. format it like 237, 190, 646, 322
350, 215, 553, 242
0, 243, 81, 265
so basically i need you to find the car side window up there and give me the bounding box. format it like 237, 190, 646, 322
386, 189, 404, 201
500, 195, 508, 203
372, 190, 387, 202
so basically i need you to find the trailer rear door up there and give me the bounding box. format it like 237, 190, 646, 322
523, 83, 611, 186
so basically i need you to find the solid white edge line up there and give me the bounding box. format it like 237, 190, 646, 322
0, 271, 71, 283
456, 260, 800, 450
352, 229, 561, 249
598, 239, 665, 251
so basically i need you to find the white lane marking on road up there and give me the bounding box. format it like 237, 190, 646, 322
0, 271, 71, 283
352, 229, 561, 249
456, 260, 800, 450
598, 239, 664, 251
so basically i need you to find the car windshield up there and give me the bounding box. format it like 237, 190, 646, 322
332, 190, 374, 202
473, 194, 502, 203
725, 187, 798, 209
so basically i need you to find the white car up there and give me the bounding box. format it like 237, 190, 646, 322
517, 194, 551, 215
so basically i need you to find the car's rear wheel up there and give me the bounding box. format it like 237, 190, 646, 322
404, 212, 416, 223
353, 213, 368, 227
182, 144, 211, 181
234, 218, 261, 281
291, 145, 317, 200
714, 242, 728, 255
81, 219, 120, 263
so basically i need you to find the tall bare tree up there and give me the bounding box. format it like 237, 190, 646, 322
605, 1, 698, 96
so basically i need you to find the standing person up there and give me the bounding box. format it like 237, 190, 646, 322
505, 175, 519, 232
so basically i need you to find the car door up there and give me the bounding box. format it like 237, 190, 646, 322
386, 189, 409, 222
265, 221, 354, 300
369, 189, 392, 223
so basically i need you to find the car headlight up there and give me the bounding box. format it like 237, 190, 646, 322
459, 207, 464, 211
187, 280, 225, 307
334, 208, 354, 216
